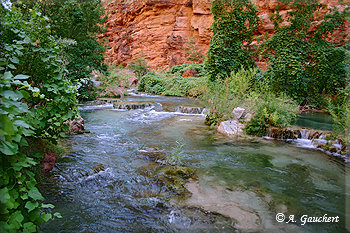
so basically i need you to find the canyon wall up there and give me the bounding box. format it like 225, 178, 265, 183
101, 0, 349, 70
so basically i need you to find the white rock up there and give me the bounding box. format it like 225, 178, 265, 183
232, 107, 245, 120
217, 120, 245, 136
244, 113, 253, 122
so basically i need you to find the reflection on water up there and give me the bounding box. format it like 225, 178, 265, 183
296, 112, 333, 131
40, 95, 349, 233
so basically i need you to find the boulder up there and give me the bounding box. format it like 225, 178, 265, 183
67, 115, 85, 134
243, 113, 253, 122
42, 151, 56, 173
217, 120, 245, 136
232, 107, 245, 120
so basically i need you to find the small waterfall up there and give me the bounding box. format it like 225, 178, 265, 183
113, 101, 153, 110
265, 127, 348, 161
176, 106, 206, 115
299, 129, 309, 139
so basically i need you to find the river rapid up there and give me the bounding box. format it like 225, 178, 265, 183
40, 94, 349, 233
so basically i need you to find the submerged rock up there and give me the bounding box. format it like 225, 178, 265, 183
93, 163, 105, 173
184, 181, 262, 232
157, 166, 197, 195
217, 120, 245, 136
113, 101, 153, 110
139, 148, 166, 162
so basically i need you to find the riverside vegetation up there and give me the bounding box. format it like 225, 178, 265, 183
0, 0, 106, 232
0, 0, 349, 232
132, 0, 349, 145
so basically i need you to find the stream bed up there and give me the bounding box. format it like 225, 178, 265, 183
40, 94, 349, 233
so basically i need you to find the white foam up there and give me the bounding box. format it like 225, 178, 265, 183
79, 103, 114, 110
128, 93, 160, 97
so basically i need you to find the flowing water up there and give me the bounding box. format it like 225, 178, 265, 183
40, 94, 349, 233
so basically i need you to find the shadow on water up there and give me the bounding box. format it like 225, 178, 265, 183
40, 95, 349, 233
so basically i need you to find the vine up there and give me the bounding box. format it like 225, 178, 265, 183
263, 0, 349, 106
205, 0, 260, 81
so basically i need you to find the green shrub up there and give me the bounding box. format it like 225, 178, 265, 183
202, 67, 298, 134
97, 66, 134, 88
166, 63, 205, 77
129, 56, 149, 79
204, 0, 259, 81
263, 1, 348, 106
1, 5, 76, 231
203, 68, 258, 126
15, 0, 108, 100
138, 71, 166, 94
163, 75, 208, 97
138, 69, 208, 97
245, 94, 298, 136
184, 37, 204, 62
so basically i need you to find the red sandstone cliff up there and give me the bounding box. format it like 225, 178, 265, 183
101, 0, 349, 70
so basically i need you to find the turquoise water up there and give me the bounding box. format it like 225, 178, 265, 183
296, 112, 333, 131
40, 95, 349, 232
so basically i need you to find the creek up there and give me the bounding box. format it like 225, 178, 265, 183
40, 94, 349, 233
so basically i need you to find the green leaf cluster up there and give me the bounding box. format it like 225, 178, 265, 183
204, 0, 260, 81
15, 0, 108, 100
1, 5, 78, 232
262, 0, 349, 107
138, 71, 208, 97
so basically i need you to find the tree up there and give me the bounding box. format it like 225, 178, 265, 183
204, 0, 260, 81
15, 0, 108, 100
263, 0, 348, 106
1, 5, 76, 231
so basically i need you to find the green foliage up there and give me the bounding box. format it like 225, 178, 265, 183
184, 37, 203, 62
97, 66, 133, 88
166, 63, 205, 77
328, 42, 350, 146
202, 68, 298, 135
138, 71, 167, 95
129, 56, 149, 79
205, 0, 260, 81
165, 139, 185, 166
1, 5, 78, 231
245, 94, 298, 136
203, 68, 258, 126
263, 0, 348, 106
15, 0, 108, 100
138, 70, 208, 97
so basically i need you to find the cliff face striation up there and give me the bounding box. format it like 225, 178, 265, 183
101, 0, 349, 70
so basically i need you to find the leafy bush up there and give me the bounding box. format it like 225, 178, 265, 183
245, 94, 298, 136
203, 68, 258, 126
202, 67, 298, 134
138, 70, 208, 97
97, 66, 134, 88
204, 0, 259, 81
15, 0, 108, 100
1, 5, 77, 231
129, 56, 149, 79
184, 37, 203, 62
263, 0, 348, 106
328, 43, 350, 146
138, 71, 166, 95
166, 63, 205, 77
